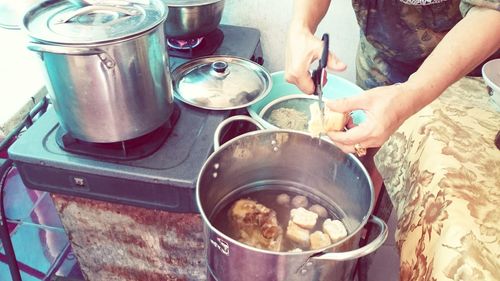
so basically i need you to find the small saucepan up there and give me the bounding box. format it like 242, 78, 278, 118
163, 0, 225, 39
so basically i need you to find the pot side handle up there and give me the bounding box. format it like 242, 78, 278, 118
313, 215, 388, 261
213, 115, 264, 151
27, 42, 116, 69
27, 42, 104, 56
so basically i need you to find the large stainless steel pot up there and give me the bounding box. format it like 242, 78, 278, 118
197, 116, 388, 281
23, 0, 173, 143
163, 0, 225, 39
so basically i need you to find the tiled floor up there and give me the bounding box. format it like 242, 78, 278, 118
0, 166, 84, 281
0, 165, 400, 281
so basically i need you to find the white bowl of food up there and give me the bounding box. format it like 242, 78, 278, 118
482, 58, 500, 110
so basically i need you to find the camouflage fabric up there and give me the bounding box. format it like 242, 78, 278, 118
352, 0, 500, 90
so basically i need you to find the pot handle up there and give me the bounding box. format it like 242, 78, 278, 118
297, 214, 387, 274
27, 42, 104, 56
27, 42, 116, 69
314, 215, 388, 261
213, 115, 265, 151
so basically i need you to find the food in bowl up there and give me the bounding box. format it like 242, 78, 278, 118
482, 58, 500, 110
308, 103, 348, 137
267, 107, 309, 131
263, 99, 348, 137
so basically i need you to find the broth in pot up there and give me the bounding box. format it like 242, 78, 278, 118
211, 186, 348, 252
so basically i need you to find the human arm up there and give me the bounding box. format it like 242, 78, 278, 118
285, 0, 347, 95
326, 7, 500, 154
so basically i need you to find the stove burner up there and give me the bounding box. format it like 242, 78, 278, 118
167, 28, 224, 59
167, 37, 204, 50
55, 103, 181, 161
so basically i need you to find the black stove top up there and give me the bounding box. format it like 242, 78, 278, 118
169, 24, 262, 69
8, 25, 263, 213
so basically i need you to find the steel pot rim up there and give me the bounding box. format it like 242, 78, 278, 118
26, 23, 164, 48
23, 17, 166, 47
23, 0, 168, 45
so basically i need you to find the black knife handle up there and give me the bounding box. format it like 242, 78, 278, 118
311, 69, 319, 95
320, 33, 329, 69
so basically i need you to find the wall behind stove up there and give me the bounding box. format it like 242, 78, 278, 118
221, 0, 360, 83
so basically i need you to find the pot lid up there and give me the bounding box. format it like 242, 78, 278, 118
163, 0, 222, 7
23, 0, 167, 44
171, 56, 272, 110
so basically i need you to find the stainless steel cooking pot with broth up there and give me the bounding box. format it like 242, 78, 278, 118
23, 0, 173, 143
197, 116, 388, 281
163, 0, 225, 39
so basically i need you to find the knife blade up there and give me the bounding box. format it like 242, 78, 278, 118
317, 75, 325, 126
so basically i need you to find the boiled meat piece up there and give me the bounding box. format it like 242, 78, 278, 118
286, 221, 310, 248
276, 193, 291, 206
323, 219, 348, 242
228, 199, 283, 251
290, 207, 318, 229
310, 231, 332, 250
309, 204, 328, 218
291, 195, 309, 208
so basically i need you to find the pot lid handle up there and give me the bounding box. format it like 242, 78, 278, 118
71, 0, 151, 5
296, 215, 388, 274
56, 5, 139, 24
212, 61, 228, 74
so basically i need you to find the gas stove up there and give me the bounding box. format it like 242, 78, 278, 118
170, 24, 263, 68
8, 24, 263, 213
167, 28, 224, 59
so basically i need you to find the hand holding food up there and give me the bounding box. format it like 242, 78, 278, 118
308, 102, 348, 137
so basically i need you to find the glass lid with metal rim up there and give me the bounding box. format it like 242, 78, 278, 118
171, 56, 272, 110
